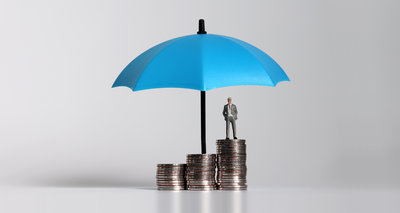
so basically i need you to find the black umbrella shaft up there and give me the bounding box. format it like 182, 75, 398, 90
201, 91, 206, 154
197, 19, 207, 34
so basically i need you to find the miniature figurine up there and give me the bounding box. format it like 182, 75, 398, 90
223, 97, 238, 139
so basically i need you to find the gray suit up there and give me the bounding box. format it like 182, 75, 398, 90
223, 104, 238, 138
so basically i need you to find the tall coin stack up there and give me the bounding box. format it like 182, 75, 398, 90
216, 139, 247, 190
186, 154, 217, 191
156, 164, 186, 191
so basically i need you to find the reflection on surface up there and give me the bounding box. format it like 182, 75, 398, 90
2, 187, 399, 213
157, 190, 247, 213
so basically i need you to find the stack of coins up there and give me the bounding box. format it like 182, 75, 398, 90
156, 164, 186, 191
186, 154, 217, 191
216, 139, 247, 190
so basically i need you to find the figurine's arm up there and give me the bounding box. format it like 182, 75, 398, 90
234, 105, 238, 115
222, 106, 226, 116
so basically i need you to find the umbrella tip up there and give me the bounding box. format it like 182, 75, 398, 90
197, 19, 207, 34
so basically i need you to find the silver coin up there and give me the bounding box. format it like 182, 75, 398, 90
157, 174, 185, 177
187, 178, 215, 181
217, 154, 246, 157
186, 167, 215, 171
187, 154, 216, 157
218, 183, 247, 186
216, 139, 246, 142
187, 188, 216, 191
157, 180, 185, 183
217, 146, 246, 149
217, 148, 245, 150
217, 143, 246, 146
214, 139, 248, 191
218, 160, 246, 163
156, 176, 185, 179
186, 164, 216, 167
157, 169, 186, 171
187, 164, 215, 166
187, 173, 215, 176
187, 160, 215, 162
217, 163, 246, 166
186, 173, 216, 177
187, 181, 216, 185
157, 164, 186, 166
157, 183, 186, 186
217, 160, 246, 163
187, 176, 216, 180
217, 165, 246, 168
187, 178, 216, 181
187, 185, 216, 188
218, 163, 247, 166
186, 170, 215, 173
157, 188, 186, 190
157, 179, 186, 182
186, 174, 216, 177
186, 166, 215, 169
157, 171, 186, 174
187, 166, 215, 169
217, 157, 246, 160
157, 171, 185, 174
187, 178, 216, 182
217, 161, 247, 164
157, 175, 185, 177
217, 151, 246, 154
157, 170, 185, 173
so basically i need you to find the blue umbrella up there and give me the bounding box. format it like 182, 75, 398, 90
113, 20, 289, 153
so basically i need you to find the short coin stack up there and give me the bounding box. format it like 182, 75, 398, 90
186, 154, 217, 191
216, 139, 247, 190
156, 164, 186, 190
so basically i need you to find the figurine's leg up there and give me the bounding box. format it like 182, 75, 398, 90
226, 119, 230, 138
232, 119, 237, 138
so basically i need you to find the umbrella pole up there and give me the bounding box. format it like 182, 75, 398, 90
201, 91, 206, 154
198, 19, 207, 154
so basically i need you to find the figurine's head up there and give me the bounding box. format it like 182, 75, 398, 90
227, 97, 232, 104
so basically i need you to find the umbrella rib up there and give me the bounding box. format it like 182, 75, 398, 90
132, 36, 187, 91
219, 36, 278, 86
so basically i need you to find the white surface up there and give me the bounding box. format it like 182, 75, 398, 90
0, 0, 399, 188
1, 187, 400, 213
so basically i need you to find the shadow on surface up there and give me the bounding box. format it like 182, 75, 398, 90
28, 177, 155, 190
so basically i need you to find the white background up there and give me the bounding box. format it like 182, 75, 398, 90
0, 0, 399, 188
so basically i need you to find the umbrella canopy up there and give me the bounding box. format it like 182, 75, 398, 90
112, 34, 289, 92
112, 20, 289, 154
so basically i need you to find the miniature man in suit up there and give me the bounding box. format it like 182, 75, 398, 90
223, 97, 238, 140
